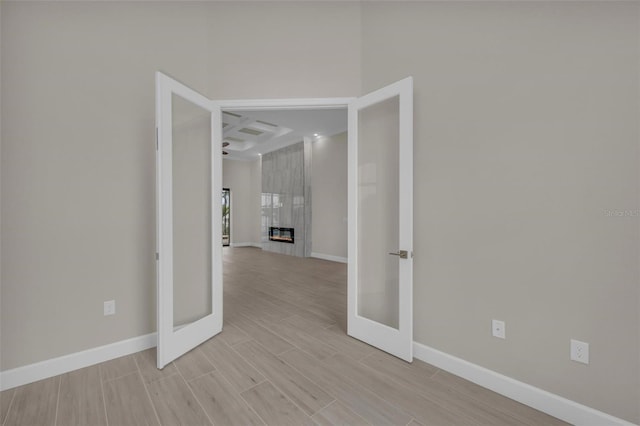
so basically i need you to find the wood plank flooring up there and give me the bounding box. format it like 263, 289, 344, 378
1, 247, 568, 426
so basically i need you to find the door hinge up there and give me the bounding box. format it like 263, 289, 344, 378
156, 252, 159, 260
155, 127, 159, 150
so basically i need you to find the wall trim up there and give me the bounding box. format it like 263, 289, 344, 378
0, 333, 157, 391
229, 242, 262, 248
310, 252, 348, 263
412, 341, 636, 426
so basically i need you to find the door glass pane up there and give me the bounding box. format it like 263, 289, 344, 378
172, 93, 212, 328
357, 95, 400, 329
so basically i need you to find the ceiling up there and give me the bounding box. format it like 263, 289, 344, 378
222, 108, 347, 160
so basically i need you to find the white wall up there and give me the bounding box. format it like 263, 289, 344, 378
362, 2, 639, 422
223, 158, 261, 246
311, 132, 348, 260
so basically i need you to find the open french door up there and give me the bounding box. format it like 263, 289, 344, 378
347, 77, 414, 362
156, 72, 223, 369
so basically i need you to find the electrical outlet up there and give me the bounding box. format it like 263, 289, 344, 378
492, 319, 506, 339
104, 300, 116, 316
570, 339, 589, 364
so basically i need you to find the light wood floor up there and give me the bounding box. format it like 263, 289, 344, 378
1, 247, 568, 426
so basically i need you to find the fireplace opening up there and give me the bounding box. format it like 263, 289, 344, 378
269, 227, 294, 244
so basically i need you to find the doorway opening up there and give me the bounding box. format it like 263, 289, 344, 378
156, 72, 413, 368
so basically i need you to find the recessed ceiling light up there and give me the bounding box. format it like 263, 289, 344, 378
314, 133, 319, 137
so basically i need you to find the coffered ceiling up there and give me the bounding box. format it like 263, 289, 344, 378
222, 108, 347, 160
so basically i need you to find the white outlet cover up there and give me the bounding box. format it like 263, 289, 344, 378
570, 339, 589, 364
492, 319, 506, 339
104, 300, 116, 316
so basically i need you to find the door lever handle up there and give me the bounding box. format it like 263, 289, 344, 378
388, 250, 409, 259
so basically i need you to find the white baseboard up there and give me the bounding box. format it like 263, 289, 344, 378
0, 333, 157, 391
230, 242, 262, 248
310, 252, 348, 263
413, 341, 636, 426
1, 327, 634, 426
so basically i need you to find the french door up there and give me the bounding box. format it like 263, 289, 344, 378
347, 77, 414, 362
155, 72, 223, 369
155, 73, 413, 366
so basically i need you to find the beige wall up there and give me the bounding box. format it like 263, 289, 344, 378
311, 132, 348, 260
362, 2, 639, 422
222, 159, 261, 246
0, 0, 361, 370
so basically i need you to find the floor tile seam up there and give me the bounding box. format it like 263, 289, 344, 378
132, 355, 162, 426
180, 365, 219, 384
236, 380, 282, 426
311, 399, 373, 426
358, 354, 440, 388
198, 339, 268, 394
299, 352, 420, 422
99, 361, 110, 426
1, 389, 17, 426
192, 370, 267, 426
430, 367, 525, 412
173, 359, 214, 426
311, 333, 371, 361
327, 352, 438, 405
240, 378, 324, 424
99, 362, 140, 384
233, 288, 298, 315
229, 340, 334, 417
427, 375, 537, 426
53, 374, 62, 426
310, 398, 338, 420
421, 368, 533, 425
287, 311, 338, 329
250, 316, 318, 356
356, 358, 512, 426
222, 334, 252, 348
271, 349, 359, 415
342, 353, 487, 424
279, 349, 413, 425
205, 371, 268, 426
234, 312, 298, 352
281, 313, 336, 334
429, 370, 533, 425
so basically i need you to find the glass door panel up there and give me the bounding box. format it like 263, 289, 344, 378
172, 93, 213, 328
357, 95, 400, 329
